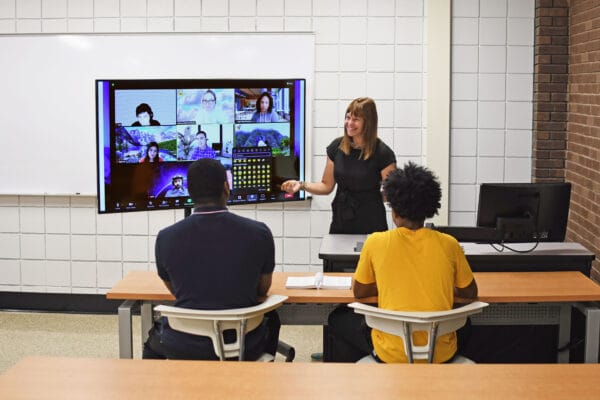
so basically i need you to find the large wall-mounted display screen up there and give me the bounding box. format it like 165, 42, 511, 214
96, 79, 306, 213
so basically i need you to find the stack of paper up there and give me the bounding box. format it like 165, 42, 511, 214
285, 273, 352, 290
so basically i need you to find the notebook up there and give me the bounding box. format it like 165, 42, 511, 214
285, 272, 352, 290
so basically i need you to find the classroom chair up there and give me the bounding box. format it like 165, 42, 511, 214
348, 301, 489, 364
154, 294, 288, 361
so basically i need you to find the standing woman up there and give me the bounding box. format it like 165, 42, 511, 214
282, 97, 396, 234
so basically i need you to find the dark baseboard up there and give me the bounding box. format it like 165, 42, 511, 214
0, 292, 135, 314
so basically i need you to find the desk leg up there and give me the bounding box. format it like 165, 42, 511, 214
575, 302, 600, 363
557, 304, 571, 363
118, 300, 136, 359
140, 301, 153, 345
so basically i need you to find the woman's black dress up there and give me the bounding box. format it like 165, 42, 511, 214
326, 137, 396, 234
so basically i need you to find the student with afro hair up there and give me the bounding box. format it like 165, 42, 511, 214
327, 162, 478, 363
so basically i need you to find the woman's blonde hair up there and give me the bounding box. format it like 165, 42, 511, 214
339, 97, 378, 160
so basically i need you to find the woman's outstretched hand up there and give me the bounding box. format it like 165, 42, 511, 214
281, 180, 301, 194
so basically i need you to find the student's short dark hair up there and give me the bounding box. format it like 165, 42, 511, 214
383, 161, 441, 222
187, 159, 226, 203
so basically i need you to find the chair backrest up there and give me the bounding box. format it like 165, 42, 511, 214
154, 294, 288, 361
348, 301, 489, 363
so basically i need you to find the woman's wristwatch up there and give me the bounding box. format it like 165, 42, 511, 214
299, 181, 306, 191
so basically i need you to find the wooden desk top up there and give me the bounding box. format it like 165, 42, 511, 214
1, 357, 599, 400
107, 270, 600, 304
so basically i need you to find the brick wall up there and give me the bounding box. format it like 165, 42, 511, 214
533, 0, 569, 182
567, 0, 600, 281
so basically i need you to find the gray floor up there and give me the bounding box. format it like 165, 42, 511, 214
0, 311, 322, 373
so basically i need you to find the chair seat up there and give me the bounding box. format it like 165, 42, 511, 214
155, 295, 288, 361
349, 301, 489, 363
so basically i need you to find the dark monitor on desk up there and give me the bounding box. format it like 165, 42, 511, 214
476, 182, 571, 243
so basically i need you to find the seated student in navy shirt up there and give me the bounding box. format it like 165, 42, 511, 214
143, 158, 280, 360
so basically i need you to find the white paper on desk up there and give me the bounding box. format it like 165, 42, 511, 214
285, 274, 351, 290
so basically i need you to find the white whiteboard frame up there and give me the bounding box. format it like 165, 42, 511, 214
0, 33, 314, 195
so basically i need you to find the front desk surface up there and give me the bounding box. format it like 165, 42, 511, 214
319, 234, 595, 274
4, 357, 600, 399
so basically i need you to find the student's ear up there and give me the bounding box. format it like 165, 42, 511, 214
223, 180, 230, 198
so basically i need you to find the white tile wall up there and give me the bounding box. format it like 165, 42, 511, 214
96, 235, 122, 261
453, 0, 479, 17
45, 207, 70, 234
340, 17, 367, 44
19, 207, 44, 233
451, 129, 477, 156
0, 207, 20, 232
448, 1, 534, 225
478, 74, 506, 101
507, 46, 534, 73
340, 44, 367, 71
508, 0, 534, 18
396, 17, 423, 44
45, 235, 70, 260
21, 234, 45, 259
478, 102, 505, 129
451, 157, 477, 184
452, 74, 478, 100
505, 157, 532, 182
313, 0, 338, 16
45, 260, 70, 287
21, 260, 45, 286
367, 45, 394, 71
0, 0, 535, 293
477, 129, 505, 156
285, 0, 311, 16
507, 74, 533, 101
480, 0, 507, 17
453, 18, 478, 45
71, 261, 97, 288
42, 0, 66, 18
479, 18, 506, 46
341, 0, 367, 16
94, 0, 119, 18
284, 16, 311, 31
0, 259, 20, 285
479, 46, 506, 73
148, 0, 173, 17
71, 235, 96, 261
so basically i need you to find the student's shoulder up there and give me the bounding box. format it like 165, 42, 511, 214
362, 230, 392, 249
156, 217, 189, 239
429, 229, 463, 253
226, 213, 273, 236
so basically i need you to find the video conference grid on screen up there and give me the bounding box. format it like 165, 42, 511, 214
96, 79, 306, 213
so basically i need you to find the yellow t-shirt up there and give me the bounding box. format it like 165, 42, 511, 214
354, 227, 474, 363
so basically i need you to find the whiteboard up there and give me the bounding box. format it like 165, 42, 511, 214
0, 33, 314, 195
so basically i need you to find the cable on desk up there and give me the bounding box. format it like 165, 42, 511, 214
489, 241, 540, 254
